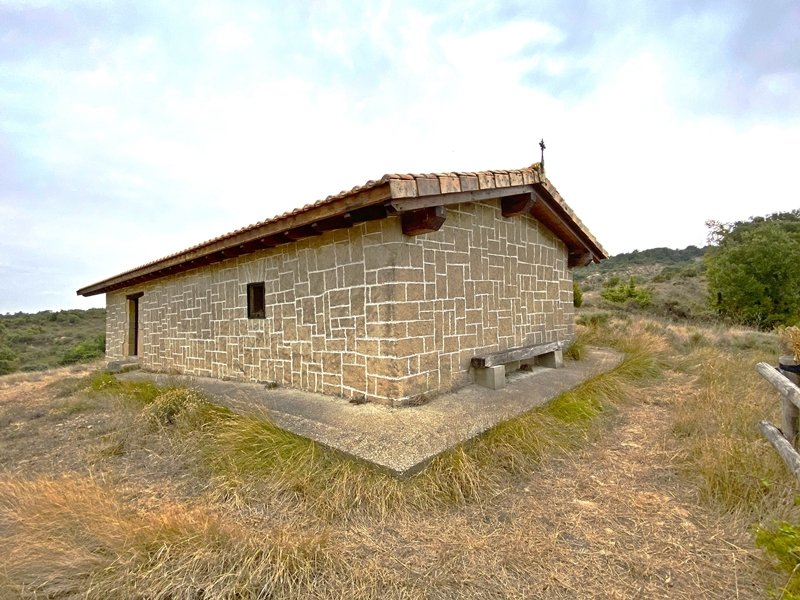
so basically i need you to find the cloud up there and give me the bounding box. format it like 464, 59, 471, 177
0, 0, 798, 311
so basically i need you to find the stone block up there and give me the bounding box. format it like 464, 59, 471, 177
537, 349, 563, 369
473, 365, 506, 390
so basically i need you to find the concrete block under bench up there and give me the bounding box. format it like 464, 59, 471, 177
472, 341, 564, 390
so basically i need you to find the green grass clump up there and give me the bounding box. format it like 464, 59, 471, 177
141, 387, 232, 427
50, 397, 95, 416
86, 372, 161, 405
542, 387, 604, 425
85, 374, 230, 427
576, 312, 612, 328
564, 335, 587, 361
756, 522, 800, 599
209, 415, 326, 476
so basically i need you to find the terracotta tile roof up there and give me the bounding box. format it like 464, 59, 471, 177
77, 162, 606, 296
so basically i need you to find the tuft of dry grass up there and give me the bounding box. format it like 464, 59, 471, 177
0, 475, 339, 599
668, 344, 796, 519
779, 325, 800, 361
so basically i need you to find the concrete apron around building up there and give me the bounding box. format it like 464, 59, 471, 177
118, 347, 623, 477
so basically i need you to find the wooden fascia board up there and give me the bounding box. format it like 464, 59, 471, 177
77, 182, 393, 296
532, 184, 603, 262
387, 185, 535, 213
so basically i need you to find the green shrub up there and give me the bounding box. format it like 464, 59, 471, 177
572, 281, 583, 308
600, 278, 652, 308
0, 347, 18, 375
756, 522, 800, 598
60, 335, 105, 365
576, 312, 612, 327
0, 308, 106, 372
652, 266, 679, 283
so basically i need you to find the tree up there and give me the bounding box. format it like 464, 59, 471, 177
706, 212, 800, 329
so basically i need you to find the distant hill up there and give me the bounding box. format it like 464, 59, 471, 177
576, 245, 707, 279
0, 309, 106, 375
575, 245, 712, 321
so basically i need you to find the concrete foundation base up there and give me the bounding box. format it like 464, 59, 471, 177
119, 348, 624, 477
106, 358, 141, 373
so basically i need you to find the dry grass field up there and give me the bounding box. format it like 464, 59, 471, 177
0, 314, 796, 598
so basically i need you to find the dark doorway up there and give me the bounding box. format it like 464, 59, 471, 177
127, 292, 143, 356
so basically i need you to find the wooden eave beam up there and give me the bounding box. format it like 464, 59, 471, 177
388, 185, 535, 213
284, 224, 321, 241
531, 199, 589, 258
315, 213, 354, 232
533, 182, 605, 262
76, 182, 393, 296
530, 189, 599, 265
350, 204, 389, 222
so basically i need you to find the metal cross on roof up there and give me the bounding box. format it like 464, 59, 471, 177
539, 139, 546, 172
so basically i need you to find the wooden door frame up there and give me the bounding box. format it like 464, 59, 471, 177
126, 292, 143, 356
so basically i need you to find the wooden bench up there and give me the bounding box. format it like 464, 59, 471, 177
471, 341, 564, 390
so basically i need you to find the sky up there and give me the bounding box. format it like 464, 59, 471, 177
1, 0, 798, 313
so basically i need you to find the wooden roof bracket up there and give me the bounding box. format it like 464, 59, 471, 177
401, 205, 447, 236
568, 251, 594, 268
501, 192, 536, 217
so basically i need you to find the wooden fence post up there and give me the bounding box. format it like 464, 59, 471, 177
759, 420, 800, 480
780, 355, 800, 449
756, 361, 800, 481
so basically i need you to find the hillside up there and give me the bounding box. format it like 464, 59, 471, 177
0, 308, 106, 375
575, 245, 712, 321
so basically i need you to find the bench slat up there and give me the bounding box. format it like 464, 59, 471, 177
471, 341, 562, 368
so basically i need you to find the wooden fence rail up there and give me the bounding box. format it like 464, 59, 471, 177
757, 360, 800, 481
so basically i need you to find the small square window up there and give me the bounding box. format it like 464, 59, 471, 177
247, 282, 266, 319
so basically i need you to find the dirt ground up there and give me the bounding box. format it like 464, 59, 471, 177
327, 370, 765, 599
0, 365, 770, 598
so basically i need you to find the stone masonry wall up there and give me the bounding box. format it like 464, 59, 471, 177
106, 198, 574, 405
